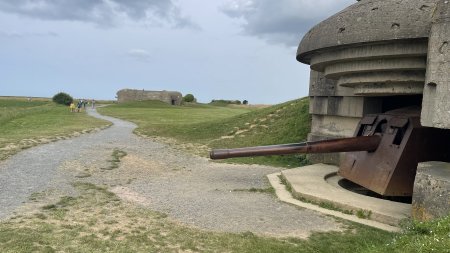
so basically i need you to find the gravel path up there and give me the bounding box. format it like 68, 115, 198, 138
0, 108, 341, 237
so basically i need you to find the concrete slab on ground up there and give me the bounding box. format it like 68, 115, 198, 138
279, 164, 411, 226
267, 173, 400, 232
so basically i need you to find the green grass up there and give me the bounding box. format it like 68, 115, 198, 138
205, 99, 311, 167
0, 99, 50, 123
98, 98, 311, 167
0, 98, 110, 160
233, 187, 276, 194
102, 148, 127, 170
0, 182, 447, 252
0, 182, 397, 253
1, 97, 448, 252
98, 100, 253, 129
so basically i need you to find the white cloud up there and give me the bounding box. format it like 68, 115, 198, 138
0, 0, 198, 29
0, 30, 58, 38
221, 0, 355, 47
127, 49, 152, 61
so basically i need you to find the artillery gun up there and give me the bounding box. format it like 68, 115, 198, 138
210, 107, 450, 197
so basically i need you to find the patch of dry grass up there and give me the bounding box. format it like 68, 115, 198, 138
0, 182, 394, 253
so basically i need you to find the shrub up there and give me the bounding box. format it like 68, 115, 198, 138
243, 100, 248, 105
183, 94, 195, 103
210, 99, 241, 106
52, 92, 73, 106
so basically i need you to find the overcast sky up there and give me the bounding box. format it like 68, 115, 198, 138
0, 0, 354, 104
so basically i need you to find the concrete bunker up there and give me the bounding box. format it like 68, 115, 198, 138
296, 0, 450, 221
116, 89, 183, 106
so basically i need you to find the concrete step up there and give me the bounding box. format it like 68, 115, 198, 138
277, 164, 411, 227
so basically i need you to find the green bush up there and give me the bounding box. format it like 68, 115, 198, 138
210, 99, 241, 106
183, 94, 195, 103
52, 92, 73, 106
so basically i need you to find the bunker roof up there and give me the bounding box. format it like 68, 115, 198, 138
296, 0, 438, 64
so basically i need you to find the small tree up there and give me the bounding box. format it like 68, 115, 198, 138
52, 92, 73, 106
243, 100, 248, 105
183, 94, 195, 103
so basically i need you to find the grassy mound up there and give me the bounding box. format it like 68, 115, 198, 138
171, 98, 311, 167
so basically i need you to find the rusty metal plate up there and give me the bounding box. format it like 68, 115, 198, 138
339, 108, 450, 196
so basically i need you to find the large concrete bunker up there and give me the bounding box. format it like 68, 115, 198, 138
297, 0, 450, 163
296, 0, 450, 221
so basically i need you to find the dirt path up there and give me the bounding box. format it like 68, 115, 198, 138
0, 108, 342, 237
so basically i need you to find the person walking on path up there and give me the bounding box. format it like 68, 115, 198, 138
76, 100, 83, 112
69, 102, 75, 112
92, 99, 96, 109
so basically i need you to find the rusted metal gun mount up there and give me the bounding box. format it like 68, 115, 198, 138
210, 107, 450, 197
340, 107, 450, 196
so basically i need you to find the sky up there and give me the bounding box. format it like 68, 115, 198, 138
0, 0, 354, 104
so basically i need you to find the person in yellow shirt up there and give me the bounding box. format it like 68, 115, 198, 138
69, 102, 75, 112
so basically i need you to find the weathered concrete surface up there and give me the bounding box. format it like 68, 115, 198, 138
412, 161, 450, 221
303, 40, 428, 96
309, 70, 354, 97
308, 95, 382, 165
324, 57, 426, 79
310, 96, 382, 117
280, 164, 411, 226
311, 115, 360, 137
267, 173, 401, 232
421, 0, 450, 129
309, 41, 428, 95
310, 41, 428, 71
117, 89, 182, 105
297, 0, 437, 62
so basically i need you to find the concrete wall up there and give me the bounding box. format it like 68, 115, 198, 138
421, 0, 450, 129
117, 89, 183, 105
307, 70, 384, 164
412, 162, 450, 221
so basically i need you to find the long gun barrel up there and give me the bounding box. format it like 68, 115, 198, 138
210, 135, 381, 160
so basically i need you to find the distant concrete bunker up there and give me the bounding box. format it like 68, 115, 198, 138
117, 89, 182, 105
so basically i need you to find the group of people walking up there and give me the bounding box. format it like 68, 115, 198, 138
69, 99, 96, 112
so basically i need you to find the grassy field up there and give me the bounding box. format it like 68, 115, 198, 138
1, 97, 448, 252
1, 181, 448, 252
0, 98, 110, 160
0, 182, 392, 253
98, 99, 311, 167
